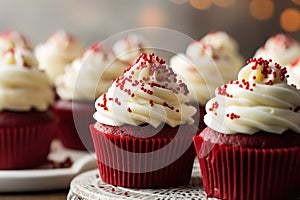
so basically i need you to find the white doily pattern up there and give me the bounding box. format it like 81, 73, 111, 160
67, 158, 218, 200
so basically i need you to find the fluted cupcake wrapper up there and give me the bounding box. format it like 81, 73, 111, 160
194, 135, 300, 200
0, 122, 56, 170
90, 125, 196, 188
54, 107, 94, 151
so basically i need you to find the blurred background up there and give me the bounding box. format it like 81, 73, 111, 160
1, 0, 299, 59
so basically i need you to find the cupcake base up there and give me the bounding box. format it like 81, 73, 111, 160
0, 110, 56, 170
53, 100, 95, 151
90, 123, 199, 188
194, 128, 300, 200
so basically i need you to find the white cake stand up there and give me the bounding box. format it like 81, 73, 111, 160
67, 158, 217, 200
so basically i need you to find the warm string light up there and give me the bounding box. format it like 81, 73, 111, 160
169, 0, 299, 32
292, 0, 300, 6
250, 0, 274, 20
280, 8, 300, 32
170, 0, 236, 10
170, 0, 188, 5
212, 0, 236, 8
189, 0, 212, 10
138, 6, 167, 27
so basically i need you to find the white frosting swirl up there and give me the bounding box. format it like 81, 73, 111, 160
0, 48, 54, 111
254, 34, 300, 66
94, 53, 196, 128
170, 41, 242, 105
204, 58, 300, 134
113, 34, 149, 65
286, 57, 300, 89
0, 31, 30, 53
35, 30, 84, 83
56, 42, 126, 101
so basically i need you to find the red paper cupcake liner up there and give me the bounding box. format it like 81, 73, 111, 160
53, 105, 94, 151
194, 136, 300, 200
0, 122, 56, 170
90, 124, 196, 188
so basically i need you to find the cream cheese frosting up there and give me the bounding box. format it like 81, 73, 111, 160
204, 58, 300, 134
56, 42, 126, 101
286, 57, 300, 89
170, 41, 242, 105
0, 31, 30, 53
113, 34, 149, 65
0, 48, 54, 111
254, 34, 300, 66
35, 30, 84, 83
94, 53, 196, 128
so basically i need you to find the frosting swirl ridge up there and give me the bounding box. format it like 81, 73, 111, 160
94, 53, 196, 128
204, 58, 300, 134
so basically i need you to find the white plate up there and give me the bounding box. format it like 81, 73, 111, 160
0, 139, 98, 192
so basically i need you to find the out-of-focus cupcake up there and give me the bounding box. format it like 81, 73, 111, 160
90, 53, 199, 188
170, 34, 244, 129
0, 30, 31, 53
254, 34, 300, 66
35, 30, 84, 83
194, 58, 300, 200
113, 34, 149, 66
200, 30, 244, 68
0, 47, 56, 169
53, 42, 125, 150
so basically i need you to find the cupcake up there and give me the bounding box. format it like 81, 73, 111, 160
200, 30, 244, 68
170, 35, 243, 129
112, 34, 149, 66
0, 47, 56, 169
254, 34, 300, 66
54, 42, 125, 150
194, 58, 300, 199
0, 30, 31, 53
90, 53, 199, 188
286, 57, 300, 89
35, 30, 84, 83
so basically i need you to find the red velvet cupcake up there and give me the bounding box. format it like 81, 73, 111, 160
194, 58, 300, 200
170, 31, 244, 129
0, 47, 56, 169
90, 53, 199, 188
53, 42, 125, 150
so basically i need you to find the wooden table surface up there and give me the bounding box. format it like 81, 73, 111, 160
0, 190, 68, 200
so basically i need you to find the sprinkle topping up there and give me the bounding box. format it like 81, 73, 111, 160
97, 53, 190, 115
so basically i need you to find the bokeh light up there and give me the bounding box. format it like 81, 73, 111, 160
189, 0, 212, 10
138, 6, 167, 27
250, 0, 274, 20
280, 8, 300, 32
213, 0, 236, 7
292, 0, 300, 6
170, 0, 188, 5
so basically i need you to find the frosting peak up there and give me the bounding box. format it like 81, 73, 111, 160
35, 30, 84, 83
0, 48, 38, 68
254, 34, 300, 66
94, 53, 196, 128
205, 58, 300, 135
113, 34, 149, 65
0, 47, 54, 111
0, 31, 30, 53
56, 42, 125, 101
239, 58, 288, 85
